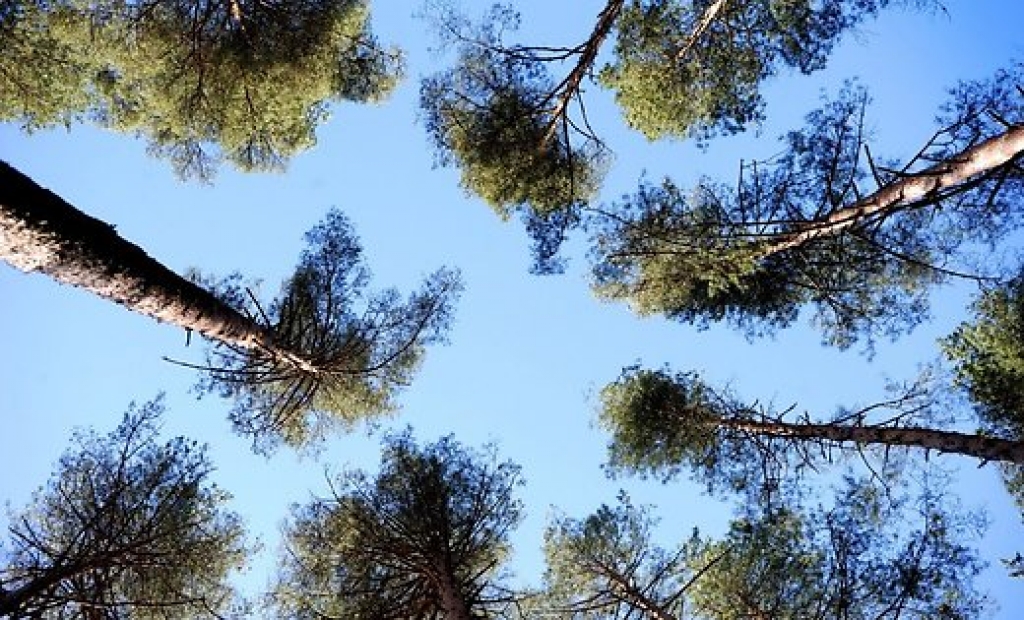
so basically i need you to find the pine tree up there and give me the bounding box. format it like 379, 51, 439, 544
591, 64, 1024, 347
599, 366, 1024, 497
0, 161, 461, 450
271, 431, 524, 618
1, 0, 402, 179
0, 397, 249, 618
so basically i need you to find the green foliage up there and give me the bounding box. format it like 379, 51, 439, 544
0, 1, 94, 128
591, 73, 1024, 348
943, 272, 1024, 525
598, 364, 955, 498
0, 397, 249, 618
600, 0, 915, 141
687, 477, 987, 619
199, 209, 462, 453
541, 478, 986, 619
542, 493, 697, 617
421, 6, 605, 219
598, 365, 775, 494
272, 431, 524, 618
1, 0, 402, 179
944, 273, 1024, 440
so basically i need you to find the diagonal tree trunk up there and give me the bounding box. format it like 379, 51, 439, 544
540, 0, 625, 147
0, 562, 82, 616
675, 0, 730, 62
718, 416, 1024, 465
0, 159, 316, 372
755, 124, 1024, 259
602, 566, 678, 620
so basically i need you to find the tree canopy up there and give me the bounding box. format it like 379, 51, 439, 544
0, 161, 462, 452
591, 63, 1024, 348
419, 0, 942, 270
4, 0, 1024, 616
541, 477, 986, 619
0, 0, 402, 179
0, 397, 248, 618
598, 365, 1024, 500
272, 431, 524, 618
195, 210, 462, 452
421, 5, 606, 220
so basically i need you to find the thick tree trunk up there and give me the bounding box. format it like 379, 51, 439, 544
0, 160, 315, 372
720, 417, 1024, 465
435, 569, 473, 620
0, 562, 85, 616
756, 124, 1024, 258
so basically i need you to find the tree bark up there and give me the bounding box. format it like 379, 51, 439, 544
755, 124, 1024, 258
540, 0, 625, 147
0, 160, 315, 372
719, 416, 1024, 465
603, 568, 678, 620
435, 567, 474, 620
675, 0, 730, 61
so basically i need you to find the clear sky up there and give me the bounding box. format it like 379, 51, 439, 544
2, 0, 1024, 616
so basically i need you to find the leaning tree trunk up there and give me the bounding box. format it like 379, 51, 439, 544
540, 0, 625, 147
602, 569, 679, 620
720, 416, 1024, 465
755, 123, 1024, 258
0, 160, 315, 372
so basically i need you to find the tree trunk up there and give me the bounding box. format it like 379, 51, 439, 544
435, 568, 473, 620
604, 569, 679, 620
0, 160, 315, 372
0, 562, 87, 616
755, 124, 1024, 258
719, 416, 1024, 465
540, 0, 625, 147
675, 0, 730, 61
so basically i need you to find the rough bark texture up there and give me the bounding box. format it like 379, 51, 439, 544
0, 160, 312, 370
721, 417, 1024, 465
758, 123, 1024, 257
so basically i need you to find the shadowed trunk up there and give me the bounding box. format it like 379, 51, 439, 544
719, 416, 1024, 465
0, 562, 89, 616
603, 568, 679, 620
0, 159, 315, 372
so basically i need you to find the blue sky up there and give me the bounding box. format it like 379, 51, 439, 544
2, 0, 1024, 615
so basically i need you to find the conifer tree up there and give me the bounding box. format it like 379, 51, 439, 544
272, 432, 524, 618
0, 398, 249, 618
1, 0, 402, 179
0, 161, 460, 450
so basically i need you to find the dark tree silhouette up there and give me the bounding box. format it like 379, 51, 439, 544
0, 397, 249, 618
272, 431, 524, 619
